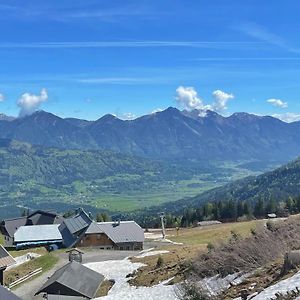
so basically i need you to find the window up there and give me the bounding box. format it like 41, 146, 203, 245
97, 234, 101, 240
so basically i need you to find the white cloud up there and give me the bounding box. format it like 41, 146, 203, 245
212, 90, 234, 113
272, 113, 300, 123
175, 86, 234, 114
0, 93, 4, 102
17, 88, 48, 117
267, 98, 288, 108
175, 86, 210, 111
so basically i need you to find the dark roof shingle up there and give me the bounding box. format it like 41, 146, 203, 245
36, 261, 104, 299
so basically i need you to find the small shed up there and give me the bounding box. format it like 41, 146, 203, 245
197, 220, 222, 227
35, 261, 104, 299
66, 248, 84, 263
0, 245, 15, 285
267, 213, 277, 219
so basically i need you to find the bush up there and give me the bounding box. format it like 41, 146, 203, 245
156, 256, 164, 268
192, 218, 300, 277
266, 220, 279, 232
207, 242, 215, 252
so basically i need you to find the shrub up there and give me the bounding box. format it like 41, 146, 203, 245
207, 242, 215, 252
156, 255, 164, 268
192, 218, 300, 277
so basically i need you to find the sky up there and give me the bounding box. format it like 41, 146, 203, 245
0, 0, 300, 122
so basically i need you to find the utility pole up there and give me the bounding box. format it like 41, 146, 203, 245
160, 213, 166, 239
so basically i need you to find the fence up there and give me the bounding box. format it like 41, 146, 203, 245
8, 267, 42, 289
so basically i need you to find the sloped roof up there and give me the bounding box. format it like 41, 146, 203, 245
197, 220, 222, 226
0, 285, 21, 300
0, 210, 64, 238
36, 261, 104, 299
59, 222, 77, 248
59, 210, 93, 248
27, 210, 58, 226
85, 222, 103, 234
87, 221, 144, 244
64, 210, 92, 235
0, 217, 27, 237
0, 245, 15, 269
48, 295, 87, 300
14, 224, 62, 243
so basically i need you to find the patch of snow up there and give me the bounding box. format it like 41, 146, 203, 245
144, 232, 164, 240
248, 271, 300, 300
161, 239, 183, 245
200, 273, 250, 296
85, 258, 179, 300
135, 250, 169, 258
138, 248, 155, 254
7, 252, 41, 270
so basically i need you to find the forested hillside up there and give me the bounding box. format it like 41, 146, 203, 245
0, 138, 253, 218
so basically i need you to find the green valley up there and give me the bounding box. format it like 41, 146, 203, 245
0, 139, 264, 217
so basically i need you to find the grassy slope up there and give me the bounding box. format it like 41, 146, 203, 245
132, 219, 264, 287
5, 252, 59, 288
168, 220, 265, 245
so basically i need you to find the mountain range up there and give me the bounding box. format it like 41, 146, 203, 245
1, 108, 300, 162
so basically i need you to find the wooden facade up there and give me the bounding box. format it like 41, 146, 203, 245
77, 233, 143, 250
77, 233, 114, 249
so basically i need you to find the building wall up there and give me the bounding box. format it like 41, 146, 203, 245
77, 233, 114, 249
3, 236, 13, 247
115, 242, 143, 251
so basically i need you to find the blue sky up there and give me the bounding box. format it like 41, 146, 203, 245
0, 0, 300, 121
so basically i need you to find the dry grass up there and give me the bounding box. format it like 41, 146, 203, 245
9, 247, 48, 258
95, 279, 115, 297
5, 253, 59, 288
130, 245, 203, 287
192, 218, 300, 278
167, 220, 265, 246
133, 219, 266, 288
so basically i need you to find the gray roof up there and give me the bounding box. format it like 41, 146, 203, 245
85, 222, 103, 234
27, 210, 59, 226
36, 261, 104, 299
47, 295, 87, 300
0, 217, 27, 237
0, 245, 15, 269
87, 221, 145, 244
14, 224, 62, 243
0, 285, 21, 300
64, 210, 92, 235
197, 220, 222, 226
59, 210, 93, 248
0, 210, 64, 238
